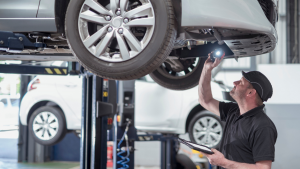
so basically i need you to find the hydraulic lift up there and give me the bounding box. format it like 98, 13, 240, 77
0, 60, 186, 169
0, 30, 198, 169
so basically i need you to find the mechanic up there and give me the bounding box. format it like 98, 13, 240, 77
198, 53, 277, 169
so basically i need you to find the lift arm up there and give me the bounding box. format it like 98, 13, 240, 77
0, 31, 46, 53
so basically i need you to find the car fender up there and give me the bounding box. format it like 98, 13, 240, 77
177, 99, 200, 134
181, 0, 277, 38
20, 90, 81, 130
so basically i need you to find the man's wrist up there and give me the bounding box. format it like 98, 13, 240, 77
220, 158, 231, 168
204, 67, 213, 72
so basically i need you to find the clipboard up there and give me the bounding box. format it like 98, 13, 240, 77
178, 137, 214, 155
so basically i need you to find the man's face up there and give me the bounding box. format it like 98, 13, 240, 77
230, 77, 250, 101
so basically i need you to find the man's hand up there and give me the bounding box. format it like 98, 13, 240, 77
202, 148, 228, 166
204, 52, 224, 71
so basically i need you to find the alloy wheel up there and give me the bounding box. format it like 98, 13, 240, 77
192, 116, 223, 147
32, 112, 59, 141
78, 0, 155, 62
157, 58, 201, 79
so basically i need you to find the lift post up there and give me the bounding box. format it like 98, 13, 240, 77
114, 80, 136, 169
80, 73, 116, 169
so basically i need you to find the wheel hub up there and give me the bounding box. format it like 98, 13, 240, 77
111, 17, 123, 28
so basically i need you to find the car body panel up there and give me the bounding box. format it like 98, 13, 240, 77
135, 80, 183, 132
37, 0, 55, 18
55, 75, 82, 120
177, 81, 226, 134
19, 76, 81, 130
135, 76, 227, 134
0, 19, 57, 32
181, 0, 277, 57
0, 0, 39, 18
0, 0, 57, 32
182, 0, 275, 35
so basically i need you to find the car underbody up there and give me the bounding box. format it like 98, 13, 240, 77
0, 0, 277, 61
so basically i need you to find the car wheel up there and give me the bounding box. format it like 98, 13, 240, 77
65, 0, 176, 80
176, 154, 197, 169
29, 106, 67, 146
149, 57, 206, 90
188, 110, 223, 148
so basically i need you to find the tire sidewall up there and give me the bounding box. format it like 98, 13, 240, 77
29, 106, 67, 146
66, 0, 173, 78
188, 111, 224, 148
149, 58, 206, 90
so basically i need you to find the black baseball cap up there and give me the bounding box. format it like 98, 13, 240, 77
242, 71, 273, 102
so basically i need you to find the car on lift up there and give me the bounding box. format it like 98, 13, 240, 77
19, 71, 230, 147
0, 0, 277, 90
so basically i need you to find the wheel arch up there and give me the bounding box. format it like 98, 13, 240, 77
26, 100, 65, 124
54, 0, 71, 34
185, 104, 205, 133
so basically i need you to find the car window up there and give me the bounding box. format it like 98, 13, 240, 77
10, 99, 20, 107
0, 99, 8, 107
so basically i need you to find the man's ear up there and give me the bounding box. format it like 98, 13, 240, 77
247, 89, 256, 97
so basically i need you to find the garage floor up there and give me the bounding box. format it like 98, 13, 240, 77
0, 159, 80, 169
0, 159, 159, 169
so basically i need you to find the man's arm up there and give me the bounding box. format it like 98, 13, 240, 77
198, 54, 224, 116
204, 149, 272, 169
223, 160, 272, 169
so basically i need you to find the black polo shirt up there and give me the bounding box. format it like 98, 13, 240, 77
217, 102, 277, 169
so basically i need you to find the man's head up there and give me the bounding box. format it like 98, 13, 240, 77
230, 71, 273, 105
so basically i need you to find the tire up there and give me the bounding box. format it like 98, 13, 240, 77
65, 0, 176, 80
150, 57, 206, 90
28, 106, 67, 146
188, 110, 224, 149
176, 154, 197, 169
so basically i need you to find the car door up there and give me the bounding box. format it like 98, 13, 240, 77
55, 75, 82, 120
0, 0, 56, 32
0, 0, 39, 18
135, 76, 183, 132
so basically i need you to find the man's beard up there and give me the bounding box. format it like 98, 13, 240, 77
230, 87, 244, 102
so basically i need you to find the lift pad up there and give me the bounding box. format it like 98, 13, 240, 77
0, 31, 46, 52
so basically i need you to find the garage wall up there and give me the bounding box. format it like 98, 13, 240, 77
264, 104, 300, 169
135, 142, 160, 166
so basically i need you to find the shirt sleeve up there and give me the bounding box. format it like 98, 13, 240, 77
219, 102, 238, 122
250, 127, 277, 162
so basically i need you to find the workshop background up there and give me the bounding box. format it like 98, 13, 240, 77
0, 0, 298, 169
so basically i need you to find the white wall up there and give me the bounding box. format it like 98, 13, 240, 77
258, 64, 300, 104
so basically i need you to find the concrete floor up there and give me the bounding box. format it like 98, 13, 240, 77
0, 159, 159, 169
0, 159, 80, 169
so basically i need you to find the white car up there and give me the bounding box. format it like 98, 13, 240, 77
1, 0, 277, 90
20, 74, 228, 147
19, 75, 82, 145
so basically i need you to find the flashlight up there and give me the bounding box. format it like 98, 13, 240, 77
210, 48, 225, 62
